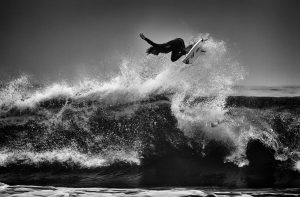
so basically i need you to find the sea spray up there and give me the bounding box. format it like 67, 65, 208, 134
0, 35, 246, 168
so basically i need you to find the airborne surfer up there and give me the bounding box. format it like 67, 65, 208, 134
139, 33, 194, 62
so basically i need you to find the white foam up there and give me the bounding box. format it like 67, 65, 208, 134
295, 160, 300, 172
1, 35, 243, 112
0, 148, 140, 168
0, 185, 208, 197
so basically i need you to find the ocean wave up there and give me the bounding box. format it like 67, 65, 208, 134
0, 35, 299, 187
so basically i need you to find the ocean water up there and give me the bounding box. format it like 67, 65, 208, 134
233, 85, 300, 97
0, 35, 299, 196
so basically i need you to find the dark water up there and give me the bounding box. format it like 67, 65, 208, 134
233, 85, 300, 97
0, 38, 299, 196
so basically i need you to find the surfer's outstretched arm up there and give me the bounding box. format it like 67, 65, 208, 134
140, 33, 158, 47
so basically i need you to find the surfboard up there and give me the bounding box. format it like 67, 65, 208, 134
182, 39, 206, 64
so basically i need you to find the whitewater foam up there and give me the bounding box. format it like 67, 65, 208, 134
0, 148, 140, 168
296, 161, 300, 172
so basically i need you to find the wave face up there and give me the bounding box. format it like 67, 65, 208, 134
0, 36, 299, 188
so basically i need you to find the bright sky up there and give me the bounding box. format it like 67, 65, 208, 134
1, 0, 299, 86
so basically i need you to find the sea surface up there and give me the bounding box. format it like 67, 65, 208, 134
0, 36, 299, 196
233, 85, 300, 97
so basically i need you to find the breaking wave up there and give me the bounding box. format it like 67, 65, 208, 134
0, 35, 299, 187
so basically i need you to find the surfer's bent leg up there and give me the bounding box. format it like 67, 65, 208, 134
171, 51, 183, 62
168, 39, 186, 62
159, 38, 185, 54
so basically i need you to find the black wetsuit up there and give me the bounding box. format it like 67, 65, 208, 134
144, 37, 189, 62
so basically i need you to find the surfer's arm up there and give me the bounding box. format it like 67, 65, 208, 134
140, 33, 158, 47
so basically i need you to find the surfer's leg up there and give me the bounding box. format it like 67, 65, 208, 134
171, 51, 182, 62
166, 39, 185, 49
159, 38, 184, 54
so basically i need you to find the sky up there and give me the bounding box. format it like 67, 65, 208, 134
0, 0, 300, 86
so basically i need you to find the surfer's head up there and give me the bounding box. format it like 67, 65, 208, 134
146, 46, 159, 55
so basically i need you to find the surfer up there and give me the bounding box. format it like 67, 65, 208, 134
140, 33, 194, 62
